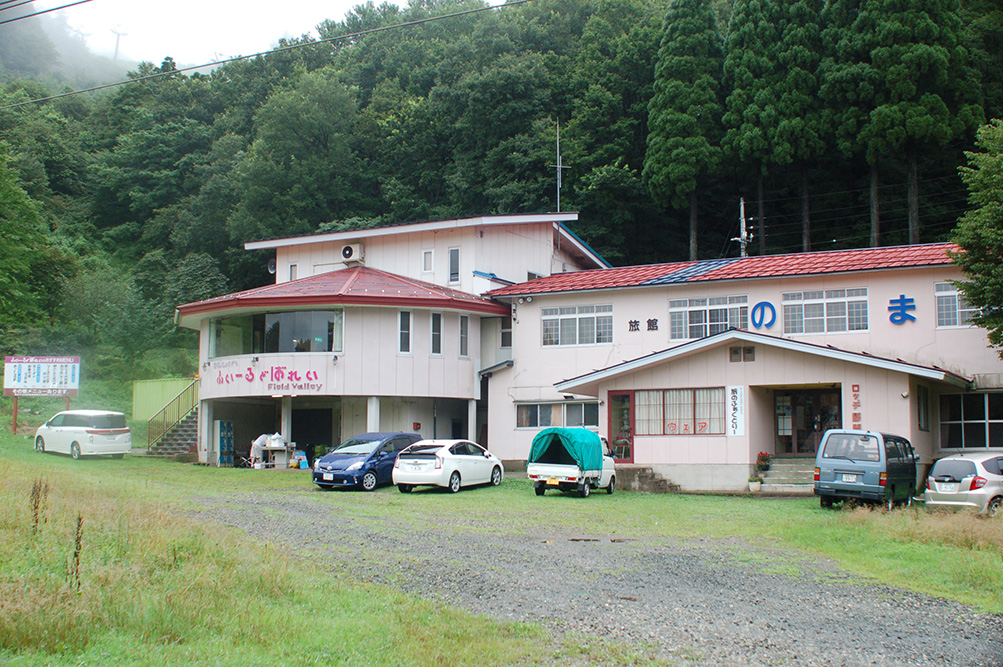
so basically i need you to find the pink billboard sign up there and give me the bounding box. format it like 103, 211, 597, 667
3, 356, 80, 397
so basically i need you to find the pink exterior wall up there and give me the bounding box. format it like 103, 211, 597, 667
488, 263, 1002, 467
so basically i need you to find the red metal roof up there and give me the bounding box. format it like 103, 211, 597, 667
176, 266, 510, 324
486, 243, 959, 297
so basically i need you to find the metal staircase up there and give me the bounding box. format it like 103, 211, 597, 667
147, 379, 199, 457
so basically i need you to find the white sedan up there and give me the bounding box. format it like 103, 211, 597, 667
393, 439, 504, 493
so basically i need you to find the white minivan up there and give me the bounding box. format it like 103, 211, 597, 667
34, 410, 132, 459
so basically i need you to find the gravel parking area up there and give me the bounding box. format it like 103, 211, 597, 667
195, 489, 1003, 666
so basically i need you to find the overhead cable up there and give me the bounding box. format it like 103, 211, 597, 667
0, 0, 535, 110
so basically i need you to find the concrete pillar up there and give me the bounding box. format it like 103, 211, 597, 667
198, 399, 212, 465
281, 396, 292, 443
468, 399, 477, 441
367, 396, 380, 432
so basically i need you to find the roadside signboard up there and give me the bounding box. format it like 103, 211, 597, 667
3, 356, 80, 397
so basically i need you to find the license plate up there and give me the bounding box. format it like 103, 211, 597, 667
841, 473, 857, 483
323, 473, 333, 481
410, 463, 423, 470
546, 477, 559, 486
940, 483, 958, 493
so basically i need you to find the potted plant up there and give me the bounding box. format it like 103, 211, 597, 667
756, 451, 771, 472
748, 475, 763, 493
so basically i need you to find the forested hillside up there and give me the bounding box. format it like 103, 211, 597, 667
1, 0, 1001, 377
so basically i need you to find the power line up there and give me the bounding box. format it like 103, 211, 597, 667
0, 0, 536, 111
0, 1, 36, 13
0, 0, 90, 26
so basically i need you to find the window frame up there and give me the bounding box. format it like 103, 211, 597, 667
935, 282, 978, 328
500, 316, 513, 349
635, 388, 727, 436
448, 247, 460, 283
939, 392, 1003, 449
459, 315, 469, 357
669, 295, 748, 341
782, 288, 868, 334
422, 250, 433, 273
398, 310, 412, 355
430, 312, 443, 356
541, 304, 613, 347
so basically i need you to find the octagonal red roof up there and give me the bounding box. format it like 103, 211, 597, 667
176, 266, 509, 328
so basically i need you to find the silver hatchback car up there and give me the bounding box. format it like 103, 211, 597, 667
924, 452, 1003, 515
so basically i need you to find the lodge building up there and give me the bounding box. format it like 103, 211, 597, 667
174, 213, 1003, 491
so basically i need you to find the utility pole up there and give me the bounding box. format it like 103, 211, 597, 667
732, 197, 753, 257
548, 122, 570, 212
111, 28, 126, 61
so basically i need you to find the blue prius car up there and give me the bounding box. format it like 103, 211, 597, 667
313, 432, 421, 491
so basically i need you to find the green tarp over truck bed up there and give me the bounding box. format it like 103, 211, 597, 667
528, 427, 603, 472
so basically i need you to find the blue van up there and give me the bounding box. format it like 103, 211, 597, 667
813, 429, 919, 509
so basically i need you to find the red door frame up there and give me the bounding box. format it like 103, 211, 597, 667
607, 391, 634, 464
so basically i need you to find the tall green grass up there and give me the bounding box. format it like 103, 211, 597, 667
0, 435, 669, 666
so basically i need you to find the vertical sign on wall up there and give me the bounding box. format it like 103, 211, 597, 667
727, 385, 745, 437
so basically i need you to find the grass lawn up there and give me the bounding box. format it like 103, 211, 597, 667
1, 430, 1001, 666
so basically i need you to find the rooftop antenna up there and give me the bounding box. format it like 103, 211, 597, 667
547, 121, 570, 212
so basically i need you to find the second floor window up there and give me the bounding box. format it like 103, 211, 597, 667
459, 316, 469, 357
399, 311, 412, 354
500, 316, 513, 348
449, 248, 460, 282
669, 295, 748, 340
783, 288, 868, 334
936, 283, 978, 327
430, 313, 442, 355
542, 305, 613, 346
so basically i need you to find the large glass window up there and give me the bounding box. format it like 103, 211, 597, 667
541, 305, 613, 346
936, 283, 978, 327
516, 402, 599, 428
940, 393, 1003, 448
669, 296, 748, 340
783, 288, 868, 334
634, 388, 726, 435
211, 311, 343, 357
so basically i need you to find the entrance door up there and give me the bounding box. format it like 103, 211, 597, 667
608, 392, 634, 463
775, 388, 841, 456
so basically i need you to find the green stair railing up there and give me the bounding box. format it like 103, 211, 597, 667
147, 378, 200, 450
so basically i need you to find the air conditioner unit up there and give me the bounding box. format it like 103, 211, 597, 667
341, 243, 364, 262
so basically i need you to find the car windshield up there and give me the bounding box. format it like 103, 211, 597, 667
822, 434, 879, 462
930, 459, 977, 481
332, 438, 380, 455
90, 414, 127, 429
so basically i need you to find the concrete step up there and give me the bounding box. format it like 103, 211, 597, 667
616, 465, 681, 494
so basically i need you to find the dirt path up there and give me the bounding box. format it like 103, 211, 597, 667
195, 491, 1003, 666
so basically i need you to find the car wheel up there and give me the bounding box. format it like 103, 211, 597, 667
534, 484, 546, 496
35, 437, 45, 453
987, 496, 1001, 517
448, 471, 461, 493
820, 496, 834, 509
397, 484, 412, 494
606, 476, 615, 495
361, 471, 378, 492
70, 443, 81, 460
579, 482, 590, 498
490, 466, 502, 486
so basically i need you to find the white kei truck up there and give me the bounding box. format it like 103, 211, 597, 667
526, 427, 616, 498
